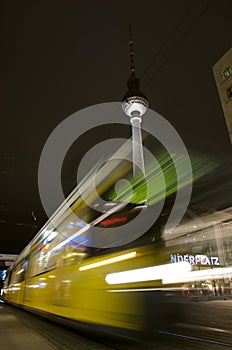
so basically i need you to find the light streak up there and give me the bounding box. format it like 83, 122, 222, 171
79, 251, 136, 271
163, 265, 232, 284
105, 262, 191, 284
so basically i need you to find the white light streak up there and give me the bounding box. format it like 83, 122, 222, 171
79, 251, 136, 271
47, 231, 57, 242
107, 287, 182, 292
105, 262, 191, 285
163, 266, 232, 284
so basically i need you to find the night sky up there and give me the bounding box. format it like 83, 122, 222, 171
0, 0, 232, 254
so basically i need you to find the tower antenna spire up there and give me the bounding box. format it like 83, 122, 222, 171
129, 24, 135, 76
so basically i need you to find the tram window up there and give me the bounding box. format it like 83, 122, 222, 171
11, 262, 25, 283
29, 247, 60, 276
46, 250, 60, 270
4, 270, 11, 286
63, 244, 89, 267
28, 235, 64, 276
27, 251, 37, 277
9, 271, 15, 284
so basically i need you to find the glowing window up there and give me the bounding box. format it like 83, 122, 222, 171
226, 85, 232, 100
222, 66, 232, 80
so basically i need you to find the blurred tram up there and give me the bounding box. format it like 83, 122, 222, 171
2, 155, 187, 336
2, 208, 179, 334
5, 154, 217, 337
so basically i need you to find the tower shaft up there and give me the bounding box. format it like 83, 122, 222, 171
130, 114, 145, 176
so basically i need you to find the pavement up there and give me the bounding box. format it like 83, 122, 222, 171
187, 293, 232, 302
0, 301, 54, 350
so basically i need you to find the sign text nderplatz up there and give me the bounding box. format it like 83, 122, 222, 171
170, 253, 220, 266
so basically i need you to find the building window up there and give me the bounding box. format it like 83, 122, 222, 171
226, 86, 232, 100
222, 66, 232, 80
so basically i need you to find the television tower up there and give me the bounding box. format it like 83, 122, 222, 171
122, 25, 148, 177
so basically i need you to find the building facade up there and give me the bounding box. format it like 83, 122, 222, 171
164, 207, 232, 296
213, 48, 232, 143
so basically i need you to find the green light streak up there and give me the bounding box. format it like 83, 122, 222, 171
108, 152, 218, 205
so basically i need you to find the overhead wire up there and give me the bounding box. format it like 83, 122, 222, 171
140, 0, 196, 80
141, 0, 215, 90
73, 0, 216, 162
105, 0, 215, 142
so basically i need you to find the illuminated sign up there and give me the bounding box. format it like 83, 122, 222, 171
100, 217, 127, 226
170, 253, 220, 266
0, 254, 18, 261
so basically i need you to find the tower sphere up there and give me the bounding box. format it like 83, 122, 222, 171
122, 96, 149, 117
122, 75, 149, 117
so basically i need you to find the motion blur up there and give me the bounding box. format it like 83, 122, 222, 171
2, 151, 232, 344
